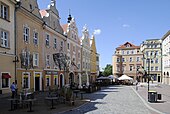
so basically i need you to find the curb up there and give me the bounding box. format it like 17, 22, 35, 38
131, 86, 165, 114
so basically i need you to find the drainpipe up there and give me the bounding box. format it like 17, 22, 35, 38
14, 1, 21, 84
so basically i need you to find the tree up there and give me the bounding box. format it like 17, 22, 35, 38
102, 64, 112, 76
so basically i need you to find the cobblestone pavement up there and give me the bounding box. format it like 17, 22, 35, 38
58, 85, 152, 114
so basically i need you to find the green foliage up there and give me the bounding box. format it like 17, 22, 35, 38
102, 64, 112, 76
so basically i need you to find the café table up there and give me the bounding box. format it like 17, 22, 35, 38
73, 90, 80, 98
79, 91, 86, 99
24, 98, 37, 112
45, 97, 58, 109
8, 98, 19, 111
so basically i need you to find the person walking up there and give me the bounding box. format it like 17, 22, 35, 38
10, 82, 16, 98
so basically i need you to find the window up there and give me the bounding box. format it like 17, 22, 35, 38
151, 59, 154, 64
33, 53, 39, 66
122, 58, 125, 62
45, 34, 50, 46
46, 55, 50, 67
29, 4, 32, 10
127, 51, 129, 55
23, 27, 29, 42
130, 66, 133, 71
117, 58, 120, 62
131, 51, 134, 54
122, 51, 124, 55
155, 66, 158, 71
137, 66, 140, 71
33, 31, 38, 45
54, 38, 57, 49
151, 66, 154, 71
136, 57, 140, 62
74, 34, 77, 40
1, 73, 10, 88
146, 51, 149, 56
130, 57, 132, 62
21, 50, 30, 67
61, 41, 63, 51
1, 30, 8, 47
22, 72, 30, 89
155, 59, 158, 63
0, 3, 9, 20
54, 76, 58, 85
155, 51, 158, 56
150, 51, 154, 56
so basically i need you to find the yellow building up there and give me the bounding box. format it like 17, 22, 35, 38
90, 35, 98, 83
16, 0, 44, 91
0, 0, 16, 94
112, 42, 143, 80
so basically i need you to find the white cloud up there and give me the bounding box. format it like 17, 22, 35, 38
122, 24, 130, 28
94, 29, 101, 35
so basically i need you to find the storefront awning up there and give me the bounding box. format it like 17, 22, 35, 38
2, 73, 11, 78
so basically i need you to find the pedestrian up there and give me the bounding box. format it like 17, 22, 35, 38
10, 82, 16, 98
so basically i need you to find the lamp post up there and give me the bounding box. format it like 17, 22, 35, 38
136, 67, 139, 90
147, 58, 150, 94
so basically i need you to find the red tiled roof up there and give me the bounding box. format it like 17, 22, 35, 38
61, 24, 68, 32
116, 42, 140, 49
39, 10, 47, 17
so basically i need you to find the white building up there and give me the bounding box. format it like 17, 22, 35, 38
162, 30, 170, 85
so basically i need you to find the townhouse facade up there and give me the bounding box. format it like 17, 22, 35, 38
62, 14, 82, 88
40, 0, 66, 90
0, 0, 100, 94
140, 39, 162, 82
162, 30, 170, 85
112, 42, 143, 81
80, 25, 91, 86
15, 0, 44, 91
90, 35, 98, 83
0, 0, 16, 94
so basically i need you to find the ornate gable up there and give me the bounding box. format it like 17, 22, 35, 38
20, 0, 41, 18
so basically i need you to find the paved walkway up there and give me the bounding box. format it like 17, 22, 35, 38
134, 82, 170, 114
0, 91, 88, 114
58, 85, 152, 114
1, 84, 170, 114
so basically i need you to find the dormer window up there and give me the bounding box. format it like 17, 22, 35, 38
126, 44, 130, 47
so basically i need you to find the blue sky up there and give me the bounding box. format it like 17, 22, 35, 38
37, 0, 170, 69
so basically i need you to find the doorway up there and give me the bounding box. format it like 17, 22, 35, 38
60, 74, 64, 88
158, 76, 161, 82
35, 77, 40, 91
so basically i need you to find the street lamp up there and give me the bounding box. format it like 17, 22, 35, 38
143, 54, 155, 101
